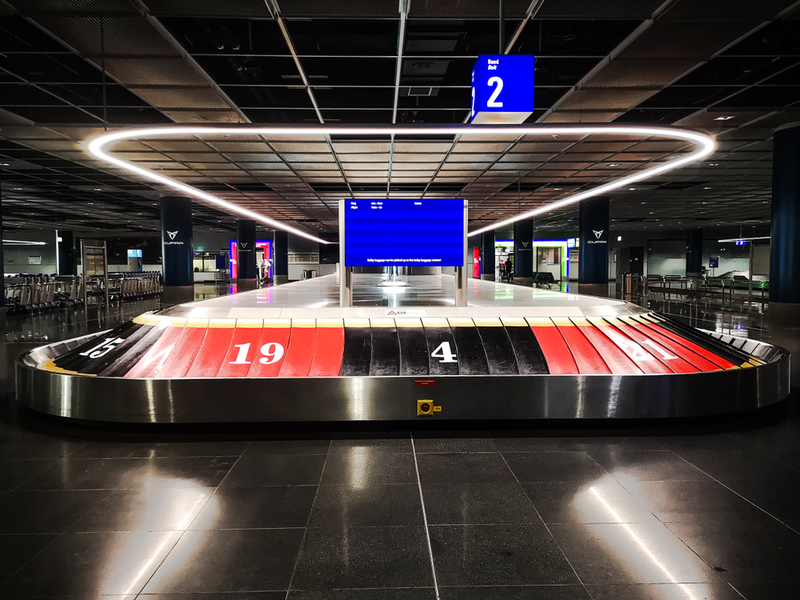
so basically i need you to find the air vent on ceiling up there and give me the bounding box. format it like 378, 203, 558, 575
407, 87, 433, 97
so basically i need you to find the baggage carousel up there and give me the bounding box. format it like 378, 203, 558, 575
17, 274, 789, 423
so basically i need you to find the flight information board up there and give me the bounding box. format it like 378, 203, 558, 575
344, 199, 465, 267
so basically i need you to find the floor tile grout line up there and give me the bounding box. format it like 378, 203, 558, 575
586, 461, 737, 589
6, 457, 69, 493
283, 438, 332, 600
131, 441, 252, 600
497, 450, 588, 592
0, 527, 70, 590
672, 452, 800, 537
410, 434, 441, 600
632, 453, 790, 593
0, 474, 118, 590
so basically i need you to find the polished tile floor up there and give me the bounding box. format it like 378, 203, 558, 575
2, 285, 800, 599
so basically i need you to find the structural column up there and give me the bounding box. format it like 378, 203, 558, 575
160, 196, 193, 305
273, 230, 288, 285
686, 228, 703, 284
768, 124, 800, 378
0, 181, 4, 333
236, 219, 257, 291
56, 230, 76, 276
579, 196, 609, 297
513, 218, 533, 286
481, 231, 495, 281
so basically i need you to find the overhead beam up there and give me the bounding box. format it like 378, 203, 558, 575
388, 0, 410, 194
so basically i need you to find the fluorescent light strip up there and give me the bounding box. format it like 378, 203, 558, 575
86, 125, 716, 244
718, 236, 770, 243
3, 239, 47, 246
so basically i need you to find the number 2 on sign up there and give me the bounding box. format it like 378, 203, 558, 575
431, 341, 457, 363
228, 342, 285, 365
487, 76, 504, 107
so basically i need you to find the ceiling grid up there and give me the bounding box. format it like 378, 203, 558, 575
0, 0, 798, 237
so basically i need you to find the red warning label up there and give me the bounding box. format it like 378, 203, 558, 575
415, 378, 436, 387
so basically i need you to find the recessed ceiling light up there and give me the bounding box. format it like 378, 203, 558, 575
703, 187, 711, 190
14, 188, 22, 191
0, 163, 9, 167
553, 187, 561, 190
713, 116, 735, 121
708, 163, 719, 167
608, 163, 620, 167
629, 187, 636, 191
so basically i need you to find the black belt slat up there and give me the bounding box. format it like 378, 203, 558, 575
54, 321, 141, 372
450, 323, 489, 375
650, 314, 754, 365
503, 324, 549, 374
423, 325, 459, 376
80, 325, 155, 374
398, 326, 430, 376
369, 326, 400, 376
339, 326, 372, 376
475, 325, 519, 375
98, 326, 168, 377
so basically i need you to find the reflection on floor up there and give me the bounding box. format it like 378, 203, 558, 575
1, 279, 799, 599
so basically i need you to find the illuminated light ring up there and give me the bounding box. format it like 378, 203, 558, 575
86, 125, 716, 245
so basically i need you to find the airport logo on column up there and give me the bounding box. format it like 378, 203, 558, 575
587, 229, 607, 245
164, 230, 184, 245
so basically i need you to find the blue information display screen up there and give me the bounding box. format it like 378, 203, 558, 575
127, 249, 142, 258
344, 199, 464, 267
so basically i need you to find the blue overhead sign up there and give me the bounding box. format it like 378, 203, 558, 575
344, 199, 465, 267
471, 54, 535, 124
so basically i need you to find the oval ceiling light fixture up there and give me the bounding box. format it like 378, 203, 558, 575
85, 124, 716, 244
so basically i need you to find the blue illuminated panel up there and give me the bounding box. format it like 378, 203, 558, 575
344, 199, 464, 267
471, 54, 535, 123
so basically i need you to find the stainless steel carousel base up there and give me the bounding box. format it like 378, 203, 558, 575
16, 276, 791, 423
17, 332, 790, 424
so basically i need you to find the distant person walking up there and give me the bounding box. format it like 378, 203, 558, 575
504, 257, 513, 282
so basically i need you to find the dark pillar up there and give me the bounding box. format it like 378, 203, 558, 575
686, 228, 703, 279
236, 219, 257, 291
0, 182, 4, 333
57, 230, 76, 276
320, 240, 339, 265
513, 219, 533, 286
579, 196, 609, 297
481, 231, 495, 281
768, 124, 800, 387
770, 125, 800, 304
273, 230, 288, 285
160, 196, 193, 305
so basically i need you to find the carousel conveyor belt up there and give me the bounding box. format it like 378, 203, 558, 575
17, 274, 790, 423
